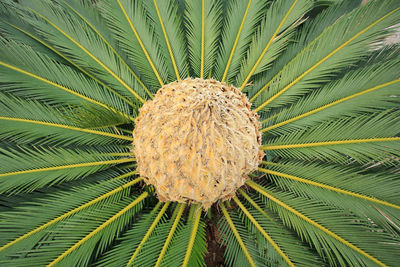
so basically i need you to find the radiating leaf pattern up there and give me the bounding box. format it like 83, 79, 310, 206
0, 0, 399, 266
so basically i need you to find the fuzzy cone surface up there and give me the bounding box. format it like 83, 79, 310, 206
134, 78, 263, 209
0, 0, 400, 267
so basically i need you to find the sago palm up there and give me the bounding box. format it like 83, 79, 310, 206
0, 0, 399, 266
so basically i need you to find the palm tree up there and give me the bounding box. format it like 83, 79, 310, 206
0, 0, 399, 266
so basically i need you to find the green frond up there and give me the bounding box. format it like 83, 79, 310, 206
0, 193, 146, 266
65, 104, 136, 130
127, 202, 169, 265
98, 0, 169, 89
0, 1, 67, 63
93, 203, 165, 267
259, 160, 400, 232
161, 204, 207, 267
182, 206, 205, 267
0, 38, 134, 121
0, 146, 134, 194
142, 0, 189, 80
238, 189, 322, 266
247, 0, 363, 101
154, 203, 185, 267
213, 0, 266, 83
236, 0, 313, 90
259, 164, 400, 210
46, 192, 147, 267
59, 0, 149, 96
261, 59, 400, 135
219, 202, 264, 267
233, 196, 295, 267
0, 171, 139, 257
0, 94, 132, 146
248, 181, 400, 266
262, 110, 400, 164
16, 0, 148, 103
0, 1, 139, 111
104, 202, 186, 267
252, 0, 400, 112
185, 0, 223, 78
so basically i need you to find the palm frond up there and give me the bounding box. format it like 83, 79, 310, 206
0, 94, 132, 146
142, 0, 189, 81
118, 203, 186, 267
259, 166, 400, 210
65, 104, 137, 130
0, 193, 146, 266
252, 1, 400, 112
0, 1, 139, 111
127, 202, 169, 265
218, 202, 264, 267
182, 206, 205, 267
247, 0, 363, 101
98, 0, 169, 89
16, 0, 148, 103
59, 0, 143, 86
154, 203, 185, 267
0, 146, 134, 194
0, 2, 66, 63
238, 189, 322, 266
236, 0, 313, 90
58, 0, 149, 106
262, 110, 400, 164
0, 38, 134, 121
233, 196, 295, 266
161, 204, 207, 267
248, 181, 400, 266
259, 160, 400, 232
185, 0, 223, 78
46, 192, 147, 267
260, 59, 400, 135
0, 171, 139, 258
213, 0, 266, 83
93, 203, 165, 266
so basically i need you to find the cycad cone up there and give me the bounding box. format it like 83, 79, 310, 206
133, 78, 263, 209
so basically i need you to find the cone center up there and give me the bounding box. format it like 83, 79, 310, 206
133, 78, 263, 209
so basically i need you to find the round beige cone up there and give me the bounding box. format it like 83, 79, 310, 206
133, 78, 264, 209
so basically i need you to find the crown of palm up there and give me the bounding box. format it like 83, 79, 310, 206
0, 0, 399, 266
